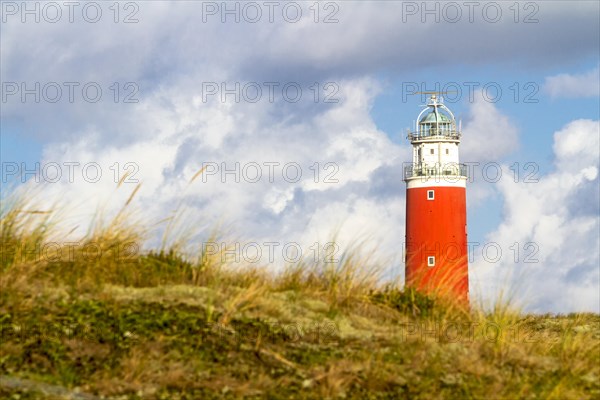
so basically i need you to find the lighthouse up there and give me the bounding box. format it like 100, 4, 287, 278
404, 94, 469, 302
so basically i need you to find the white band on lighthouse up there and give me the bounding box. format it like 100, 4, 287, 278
406, 177, 466, 189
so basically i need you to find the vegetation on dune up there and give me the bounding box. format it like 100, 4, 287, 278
0, 188, 599, 399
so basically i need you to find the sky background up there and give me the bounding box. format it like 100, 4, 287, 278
1, 0, 599, 313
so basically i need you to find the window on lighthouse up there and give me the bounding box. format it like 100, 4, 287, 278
427, 256, 435, 267
427, 190, 435, 200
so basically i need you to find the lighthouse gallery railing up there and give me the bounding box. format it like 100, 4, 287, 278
407, 131, 461, 141
404, 163, 468, 179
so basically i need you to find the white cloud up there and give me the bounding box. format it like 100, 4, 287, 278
461, 95, 520, 162
2, 2, 599, 143
33, 77, 408, 269
471, 119, 600, 313
458, 94, 520, 209
553, 119, 600, 171
544, 66, 600, 98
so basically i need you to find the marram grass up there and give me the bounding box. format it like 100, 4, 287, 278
0, 189, 599, 399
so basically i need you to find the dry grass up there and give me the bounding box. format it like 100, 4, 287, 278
1, 188, 599, 399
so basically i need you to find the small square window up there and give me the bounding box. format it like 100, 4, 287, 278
427, 190, 434, 200
446, 149, 449, 155
430, 149, 434, 155
427, 256, 435, 267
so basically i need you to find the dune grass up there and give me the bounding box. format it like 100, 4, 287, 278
0, 189, 599, 399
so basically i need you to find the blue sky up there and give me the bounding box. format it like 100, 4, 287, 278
1, 1, 599, 313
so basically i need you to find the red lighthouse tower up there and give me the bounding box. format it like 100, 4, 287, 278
404, 94, 469, 302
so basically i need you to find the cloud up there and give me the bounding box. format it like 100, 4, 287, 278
461, 94, 520, 162
459, 94, 520, 208
31, 77, 408, 269
544, 66, 600, 98
553, 119, 600, 171
2, 2, 599, 142
471, 119, 600, 313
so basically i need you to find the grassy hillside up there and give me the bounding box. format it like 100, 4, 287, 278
1, 191, 599, 399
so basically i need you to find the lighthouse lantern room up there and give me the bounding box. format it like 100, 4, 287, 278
404, 94, 469, 302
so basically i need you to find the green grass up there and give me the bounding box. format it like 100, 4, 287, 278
1, 190, 599, 399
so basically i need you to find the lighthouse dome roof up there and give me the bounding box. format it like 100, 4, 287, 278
419, 109, 452, 124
